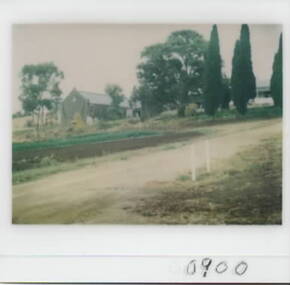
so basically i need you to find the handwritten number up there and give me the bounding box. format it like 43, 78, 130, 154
235, 261, 248, 276
215, 261, 228, 274
201, 257, 212, 277
186, 259, 196, 275
186, 259, 248, 277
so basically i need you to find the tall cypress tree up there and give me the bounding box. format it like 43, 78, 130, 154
221, 75, 231, 109
204, 24, 223, 116
231, 24, 256, 114
270, 33, 283, 108
240, 24, 256, 101
231, 40, 246, 114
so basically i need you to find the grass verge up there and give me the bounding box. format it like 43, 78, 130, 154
13, 106, 282, 144
13, 130, 161, 152
133, 134, 282, 225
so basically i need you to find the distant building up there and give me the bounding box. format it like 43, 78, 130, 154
257, 85, 271, 98
252, 83, 273, 106
61, 88, 133, 127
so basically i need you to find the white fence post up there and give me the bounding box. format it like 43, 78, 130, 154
206, 139, 211, 172
191, 143, 196, 181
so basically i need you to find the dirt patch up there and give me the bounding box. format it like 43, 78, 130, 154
132, 135, 282, 225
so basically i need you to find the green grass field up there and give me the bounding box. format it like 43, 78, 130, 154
13, 130, 161, 152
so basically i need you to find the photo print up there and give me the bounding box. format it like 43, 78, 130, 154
12, 24, 283, 225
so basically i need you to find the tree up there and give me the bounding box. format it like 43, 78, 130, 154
137, 30, 207, 117
270, 33, 283, 108
105, 84, 125, 107
137, 44, 177, 117
231, 25, 256, 114
19, 62, 64, 133
104, 84, 126, 120
166, 30, 207, 115
240, 24, 256, 101
231, 40, 245, 114
203, 25, 223, 115
131, 84, 162, 119
221, 75, 231, 109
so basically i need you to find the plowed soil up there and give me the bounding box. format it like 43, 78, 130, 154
13, 131, 202, 171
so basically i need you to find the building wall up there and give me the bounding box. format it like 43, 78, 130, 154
61, 89, 136, 126
61, 89, 89, 127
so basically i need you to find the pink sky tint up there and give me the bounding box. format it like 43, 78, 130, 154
12, 24, 282, 112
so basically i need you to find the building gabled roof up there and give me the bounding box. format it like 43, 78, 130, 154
78, 90, 130, 108
79, 91, 111, 105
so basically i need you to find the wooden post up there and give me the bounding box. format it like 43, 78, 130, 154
206, 139, 211, 172
191, 143, 196, 181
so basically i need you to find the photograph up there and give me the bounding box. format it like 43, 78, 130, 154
12, 23, 283, 225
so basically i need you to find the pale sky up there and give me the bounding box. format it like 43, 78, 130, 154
12, 24, 282, 112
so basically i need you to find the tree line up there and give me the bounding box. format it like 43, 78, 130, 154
19, 64, 127, 132
18, 24, 283, 128
132, 24, 283, 118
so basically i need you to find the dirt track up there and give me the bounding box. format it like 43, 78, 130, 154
13, 118, 282, 224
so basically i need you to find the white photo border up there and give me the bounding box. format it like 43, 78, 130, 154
0, 0, 289, 282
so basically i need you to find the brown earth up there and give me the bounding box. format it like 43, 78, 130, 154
13, 131, 202, 171
12, 118, 282, 224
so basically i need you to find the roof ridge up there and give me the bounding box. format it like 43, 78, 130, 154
79, 90, 107, 96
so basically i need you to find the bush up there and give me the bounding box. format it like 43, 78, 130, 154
155, 110, 177, 120
72, 113, 86, 130
128, 118, 140, 124
25, 119, 34, 127
185, 103, 199, 117
177, 106, 186, 117
39, 155, 58, 167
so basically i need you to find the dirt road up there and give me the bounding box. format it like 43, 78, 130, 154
13, 118, 282, 224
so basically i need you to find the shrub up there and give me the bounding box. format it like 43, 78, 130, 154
155, 110, 177, 120
185, 103, 199, 117
26, 119, 34, 127
39, 155, 58, 167
72, 113, 86, 130
128, 118, 140, 124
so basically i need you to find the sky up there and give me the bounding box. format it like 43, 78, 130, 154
12, 24, 282, 112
